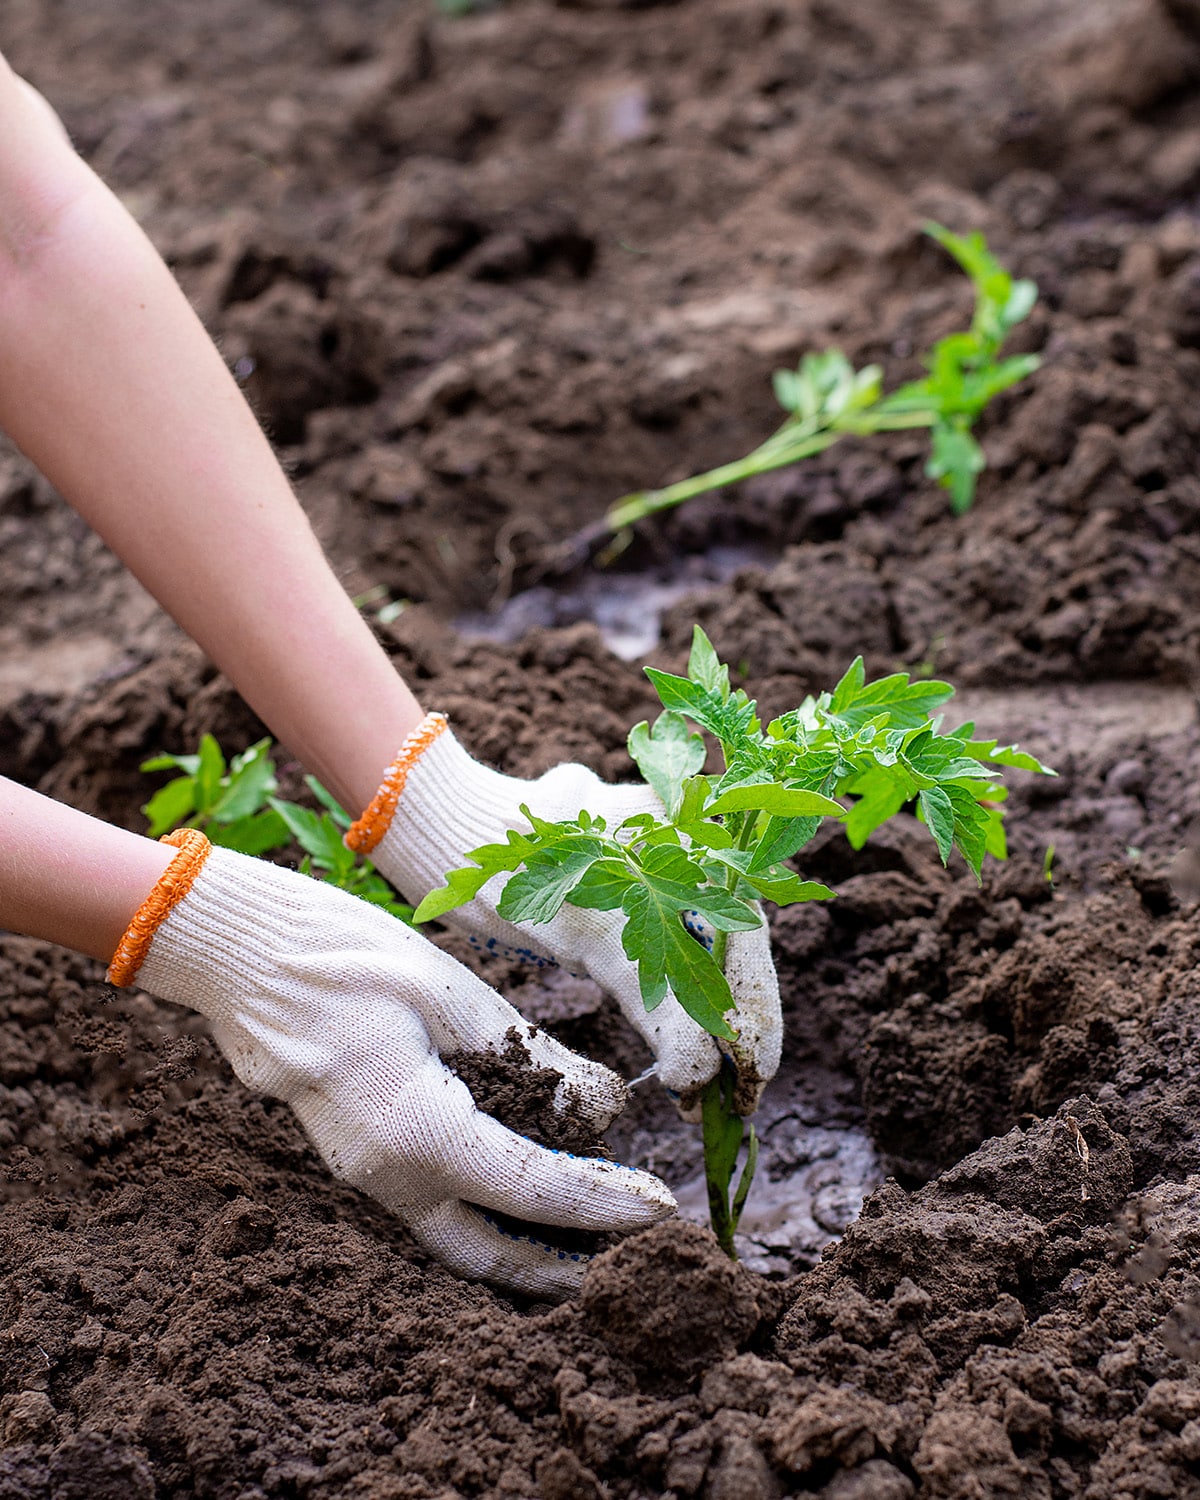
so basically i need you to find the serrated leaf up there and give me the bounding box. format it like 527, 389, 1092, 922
966, 738, 1056, 776
644, 667, 758, 744
687, 626, 730, 699
644, 667, 709, 716
414, 865, 497, 923
704, 782, 843, 820
746, 814, 822, 872
497, 838, 607, 925
830, 657, 866, 712
844, 768, 910, 850
628, 711, 706, 819
412, 829, 539, 923
740, 870, 835, 906
570, 859, 637, 911
662, 921, 737, 1039
918, 786, 955, 865
827, 669, 956, 733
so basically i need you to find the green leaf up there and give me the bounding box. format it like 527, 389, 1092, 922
414, 865, 497, 924
619, 881, 737, 1039
687, 626, 730, 699
193, 734, 226, 815
844, 769, 910, 850
943, 784, 990, 878
927, 422, 985, 514
644, 667, 709, 717
827, 667, 956, 733
739, 871, 835, 906
830, 657, 866, 712
746, 814, 821, 872
306, 776, 354, 829
268, 799, 345, 866
208, 807, 291, 856
209, 739, 277, 823
142, 776, 197, 838
772, 368, 802, 414
570, 859, 638, 911
918, 786, 955, 865
628, 711, 706, 819
412, 830, 539, 923
662, 919, 737, 1039
644, 667, 758, 744
704, 783, 843, 820
965, 737, 1057, 776
497, 838, 607, 925
140, 751, 200, 775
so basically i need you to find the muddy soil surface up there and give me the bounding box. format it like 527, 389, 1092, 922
5, 0, 1200, 1495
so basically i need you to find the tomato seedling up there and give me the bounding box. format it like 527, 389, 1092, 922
141, 736, 413, 920
416, 628, 1052, 1254
605, 223, 1039, 544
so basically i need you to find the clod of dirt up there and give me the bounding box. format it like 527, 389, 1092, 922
204, 1197, 277, 1258
445, 1026, 609, 1157
580, 1220, 762, 1380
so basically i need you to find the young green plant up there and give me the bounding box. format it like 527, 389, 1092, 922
416, 628, 1052, 1254
141, 736, 413, 919
605, 223, 1038, 544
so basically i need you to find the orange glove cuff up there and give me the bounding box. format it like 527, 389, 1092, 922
107, 827, 213, 988
344, 712, 448, 856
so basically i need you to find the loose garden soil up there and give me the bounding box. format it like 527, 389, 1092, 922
5, 0, 1200, 1495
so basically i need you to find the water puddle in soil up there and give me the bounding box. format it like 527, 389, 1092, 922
607, 1049, 882, 1276
671, 1115, 881, 1277
455, 544, 773, 661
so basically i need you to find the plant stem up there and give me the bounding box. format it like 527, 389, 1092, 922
607, 409, 934, 532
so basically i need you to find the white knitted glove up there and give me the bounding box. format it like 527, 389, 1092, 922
349, 716, 782, 1116
109, 832, 675, 1299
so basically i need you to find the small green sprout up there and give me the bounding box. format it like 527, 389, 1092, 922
606, 223, 1039, 539
140, 737, 413, 920
417, 628, 1053, 1254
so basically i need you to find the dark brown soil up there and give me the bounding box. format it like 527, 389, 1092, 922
6, 0, 1200, 1495
445, 1024, 611, 1157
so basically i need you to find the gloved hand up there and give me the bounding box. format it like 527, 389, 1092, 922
108, 829, 675, 1299
348, 715, 781, 1116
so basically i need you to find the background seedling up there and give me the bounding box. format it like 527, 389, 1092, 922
141, 737, 413, 920
603, 224, 1038, 547
417, 628, 1053, 1254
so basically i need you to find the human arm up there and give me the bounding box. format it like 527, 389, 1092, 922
0, 778, 673, 1296
0, 54, 781, 1111
0, 54, 420, 815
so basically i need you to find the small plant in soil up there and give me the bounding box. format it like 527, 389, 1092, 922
603, 223, 1039, 544
416, 628, 1053, 1255
141, 736, 413, 919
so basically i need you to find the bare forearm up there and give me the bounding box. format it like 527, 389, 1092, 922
0, 66, 421, 812
0, 777, 173, 962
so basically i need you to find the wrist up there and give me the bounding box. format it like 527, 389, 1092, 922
348, 717, 526, 905
0, 778, 177, 964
